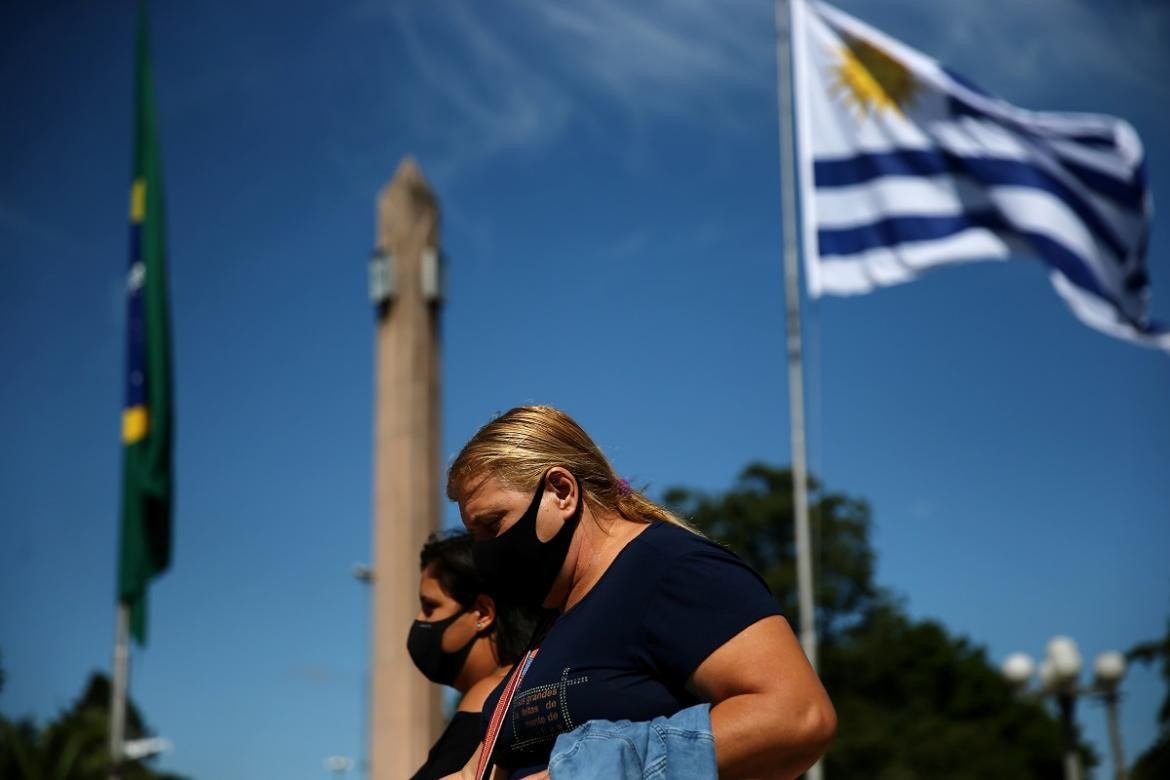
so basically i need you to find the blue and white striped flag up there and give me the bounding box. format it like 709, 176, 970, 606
791, 0, 1168, 352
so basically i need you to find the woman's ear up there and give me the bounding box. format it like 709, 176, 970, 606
545, 466, 577, 513
473, 594, 497, 633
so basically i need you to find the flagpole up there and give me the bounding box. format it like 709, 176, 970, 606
774, 4, 823, 777
109, 602, 130, 779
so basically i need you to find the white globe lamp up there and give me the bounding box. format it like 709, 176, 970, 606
1002, 652, 1036, 689
1093, 650, 1126, 689
1046, 636, 1083, 690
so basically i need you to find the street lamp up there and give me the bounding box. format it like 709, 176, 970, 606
1002, 652, 1035, 689
324, 755, 354, 778
1094, 651, 1128, 780
1001, 636, 1129, 780
352, 563, 374, 779
122, 736, 172, 760
1049, 636, 1084, 780
1047, 637, 1084, 686
351, 563, 374, 584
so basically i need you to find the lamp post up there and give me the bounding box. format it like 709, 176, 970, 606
1049, 637, 1085, 780
1094, 651, 1128, 780
1002, 637, 1129, 780
353, 563, 374, 780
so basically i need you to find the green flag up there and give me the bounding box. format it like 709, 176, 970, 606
118, 0, 173, 646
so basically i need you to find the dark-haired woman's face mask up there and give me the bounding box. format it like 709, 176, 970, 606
472, 474, 583, 608
407, 609, 476, 686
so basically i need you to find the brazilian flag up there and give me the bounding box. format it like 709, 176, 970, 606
118, 0, 173, 646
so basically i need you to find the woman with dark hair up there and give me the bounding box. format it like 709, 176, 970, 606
410, 531, 542, 780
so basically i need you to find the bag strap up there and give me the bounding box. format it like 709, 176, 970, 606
476, 645, 540, 780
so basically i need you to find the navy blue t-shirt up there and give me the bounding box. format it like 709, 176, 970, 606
481, 521, 781, 778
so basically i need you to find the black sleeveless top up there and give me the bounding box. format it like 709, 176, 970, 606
410, 711, 482, 780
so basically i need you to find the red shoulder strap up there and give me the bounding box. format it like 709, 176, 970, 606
475, 646, 540, 780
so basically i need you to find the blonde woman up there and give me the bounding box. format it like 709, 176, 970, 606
443, 406, 835, 780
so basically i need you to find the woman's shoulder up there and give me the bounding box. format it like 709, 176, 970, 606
632, 521, 774, 602
633, 520, 738, 564
458, 669, 510, 713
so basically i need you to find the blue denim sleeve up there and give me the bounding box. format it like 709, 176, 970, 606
547, 703, 716, 779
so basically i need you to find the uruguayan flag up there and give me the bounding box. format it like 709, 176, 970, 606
791, 0, 1168, 352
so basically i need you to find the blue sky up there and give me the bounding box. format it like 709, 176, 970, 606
2, 1, 1168, 777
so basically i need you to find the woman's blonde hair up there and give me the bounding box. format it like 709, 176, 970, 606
447, 405, 694, 531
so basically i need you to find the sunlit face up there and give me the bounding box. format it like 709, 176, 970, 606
457, 473, 564, 544
416, 562, 478, 653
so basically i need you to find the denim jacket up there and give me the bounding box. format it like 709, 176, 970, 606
547, 703, 716, 779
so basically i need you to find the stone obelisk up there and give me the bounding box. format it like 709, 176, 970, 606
369, 157, 444, 779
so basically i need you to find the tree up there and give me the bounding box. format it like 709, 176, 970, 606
0, 665, 185, 780
665, 462, 1092, 779
1129, 615, 1170, 780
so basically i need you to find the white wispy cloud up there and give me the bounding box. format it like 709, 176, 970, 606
524, 0, 767, 115
376, 0, 1166, 181
391, 2, 571, 161
382, 0, 773, 181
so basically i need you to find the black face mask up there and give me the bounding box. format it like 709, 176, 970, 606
406, 609, 476, 687
473, 474, 583, 608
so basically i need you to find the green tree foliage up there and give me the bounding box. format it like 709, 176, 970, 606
1132, 733, 1170, 780
665, 462, 1091, 779
0, 667, 185, 780
1129, 615, 1170, 780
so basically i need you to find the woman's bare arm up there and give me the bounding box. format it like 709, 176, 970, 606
690, 615, 836, 779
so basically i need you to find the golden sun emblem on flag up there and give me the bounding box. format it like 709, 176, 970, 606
829, 35, 920, 118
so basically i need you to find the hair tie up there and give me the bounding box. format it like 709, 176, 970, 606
616, 477, 633, 497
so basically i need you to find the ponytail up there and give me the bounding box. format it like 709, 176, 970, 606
614, 487, 696, 531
